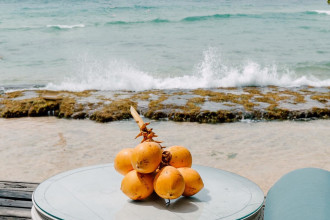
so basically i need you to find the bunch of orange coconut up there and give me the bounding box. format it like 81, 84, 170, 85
114, 106, 204, 203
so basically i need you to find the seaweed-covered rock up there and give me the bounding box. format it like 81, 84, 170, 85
0, 87, 329, 123
1, 100, 30, 118
58, 97, 76, 118
28, 98, 59, 116
89, 99, 137, 122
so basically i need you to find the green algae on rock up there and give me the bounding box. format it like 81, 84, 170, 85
0, 86, 329, 123
90, 99, 137, 122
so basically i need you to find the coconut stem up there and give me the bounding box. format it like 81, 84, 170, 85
130, 106, 162, 144
130, 106, 144, 129
159, 151, 172, 170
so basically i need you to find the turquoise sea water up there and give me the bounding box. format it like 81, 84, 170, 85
1, 0, 330, 91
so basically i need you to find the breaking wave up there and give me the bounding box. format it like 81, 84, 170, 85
182, 14, 232, 21
45, 49, 330, 91
181, 11, 330, 22
309, 10, 330, 15
105, 18, 170, 25
46, 24, 85, 29
104, 11, 330, 25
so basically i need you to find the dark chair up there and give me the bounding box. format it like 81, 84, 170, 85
264, 168, 330, 220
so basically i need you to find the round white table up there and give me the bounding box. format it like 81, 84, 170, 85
32, 164, 264, 220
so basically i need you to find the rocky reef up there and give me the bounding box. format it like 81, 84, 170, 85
0, 86, 329, 123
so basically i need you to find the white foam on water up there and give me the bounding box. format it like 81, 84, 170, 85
312, 10, 330, 15
46, 24, 85, 29
46, 58, 156, 91
45, 49, 330, 91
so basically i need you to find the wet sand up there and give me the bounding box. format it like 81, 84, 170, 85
0, 117, 329, 194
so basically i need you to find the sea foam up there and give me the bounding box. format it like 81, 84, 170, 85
45, 49, 330, 91
46, 24, 85, 29
310, 10, 330, 15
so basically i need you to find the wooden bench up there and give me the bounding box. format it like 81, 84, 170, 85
0, 181, 39, 220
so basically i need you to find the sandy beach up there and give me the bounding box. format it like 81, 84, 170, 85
0, 117, 329, 194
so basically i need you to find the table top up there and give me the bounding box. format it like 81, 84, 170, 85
32, 164, 264, 220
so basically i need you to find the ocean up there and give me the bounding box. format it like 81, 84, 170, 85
1, 0, 330, 91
